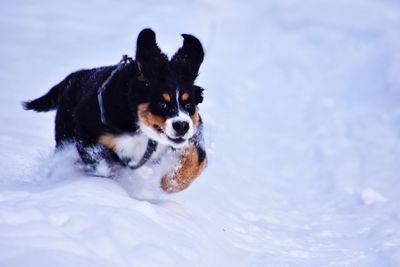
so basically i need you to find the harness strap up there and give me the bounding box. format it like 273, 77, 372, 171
122, 139, 158, 170
97, 55, 134, 129
97, 55, 157, 169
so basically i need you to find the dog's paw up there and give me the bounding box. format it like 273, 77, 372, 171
160, 145, 206, 193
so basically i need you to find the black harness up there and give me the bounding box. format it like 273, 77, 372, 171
97, 55, 158, 170
120, 139, 158, 170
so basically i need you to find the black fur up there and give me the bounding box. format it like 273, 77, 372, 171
23, 28, 206, 171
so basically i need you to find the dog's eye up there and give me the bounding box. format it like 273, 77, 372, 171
159, 102, 167, 109
184, 103, 191, 110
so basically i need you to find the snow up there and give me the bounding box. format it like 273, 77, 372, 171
1, 0, 400, 266
361, 188, 387, 206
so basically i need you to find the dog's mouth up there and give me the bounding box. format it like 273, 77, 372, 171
154, 125, 187, 145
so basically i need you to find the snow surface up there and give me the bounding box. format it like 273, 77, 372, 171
1, 0, 400, 266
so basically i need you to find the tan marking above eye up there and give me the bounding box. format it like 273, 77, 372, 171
162, 93, 171, 102
181, 93, 190, 101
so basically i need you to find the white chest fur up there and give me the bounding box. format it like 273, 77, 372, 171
111, 133, 167, 165
97, 132, 184, 199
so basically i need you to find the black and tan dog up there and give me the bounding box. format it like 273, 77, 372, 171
23, 28, 206, 193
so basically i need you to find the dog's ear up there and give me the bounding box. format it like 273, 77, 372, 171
135, 28, 168, 81
193, 85, 204, 104
171, 34, 204, 85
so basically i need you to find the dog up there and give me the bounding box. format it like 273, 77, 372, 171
23, 28, 207, 193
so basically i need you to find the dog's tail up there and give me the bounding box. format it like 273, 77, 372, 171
22, 79, 66, 112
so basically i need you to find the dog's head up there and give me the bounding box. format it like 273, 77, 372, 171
133, 28, 205, 148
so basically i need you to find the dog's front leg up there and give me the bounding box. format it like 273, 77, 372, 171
76, 139, 114, 177
161, 144, 206, 193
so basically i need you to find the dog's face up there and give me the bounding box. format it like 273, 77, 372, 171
137, 85, 203, 148
133, 29, 204, 148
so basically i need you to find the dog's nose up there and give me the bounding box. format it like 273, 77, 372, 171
172, 121, 189, 136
